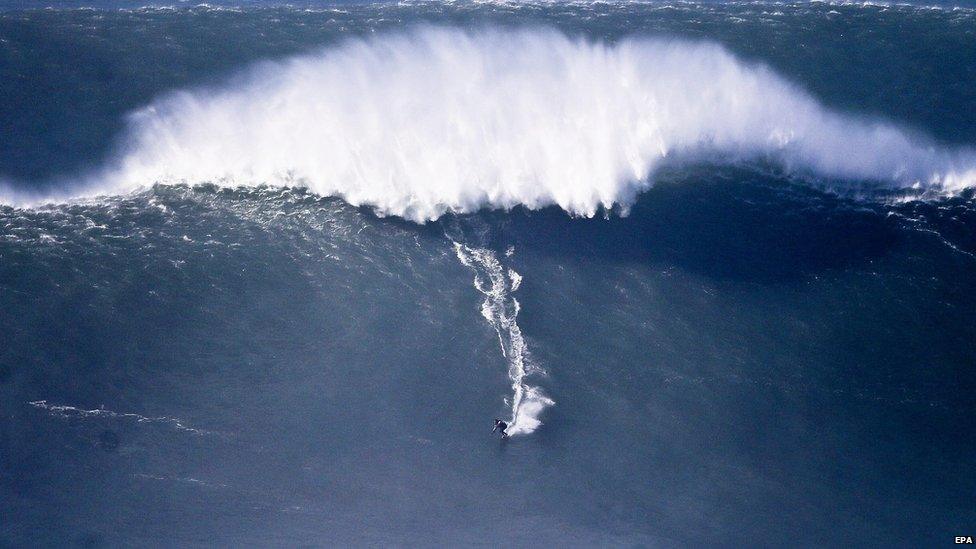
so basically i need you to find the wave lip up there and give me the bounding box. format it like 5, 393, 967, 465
79, 27, 976, 221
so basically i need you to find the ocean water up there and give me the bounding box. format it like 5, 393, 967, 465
1, 1, 975, 546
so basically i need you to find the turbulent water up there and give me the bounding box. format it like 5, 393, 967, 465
2, 1, 976, 546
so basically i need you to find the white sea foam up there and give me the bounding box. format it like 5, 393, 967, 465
33, 27, 976, 219
454, 243, 553, 436
29, 399, 211, 435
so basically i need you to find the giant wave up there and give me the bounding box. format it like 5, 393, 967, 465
25, 27, 976, 221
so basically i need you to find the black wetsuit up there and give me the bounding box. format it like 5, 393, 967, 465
494, 420, 508, 436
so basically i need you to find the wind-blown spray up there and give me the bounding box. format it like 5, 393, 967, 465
65, 27, 975, 221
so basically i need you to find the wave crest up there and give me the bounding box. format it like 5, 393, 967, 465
96, 27, 976, 221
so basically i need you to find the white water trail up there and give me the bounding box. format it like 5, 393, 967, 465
28, 400, 211, 435
18, 26, 974, 217
453, 243, 553, 436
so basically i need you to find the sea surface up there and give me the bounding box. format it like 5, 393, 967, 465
1, 1, 975, 546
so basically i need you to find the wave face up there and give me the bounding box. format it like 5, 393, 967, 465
93, 27, 976, 221
4, 5, 976, 547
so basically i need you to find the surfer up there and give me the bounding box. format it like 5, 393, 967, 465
492, 418, 510, 439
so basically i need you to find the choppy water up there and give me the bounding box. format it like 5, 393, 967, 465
1, 1, 975, 546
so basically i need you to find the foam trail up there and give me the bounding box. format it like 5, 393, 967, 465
29, 400, 211, 435
454, 243, 553, 436
49, 27, 976, 218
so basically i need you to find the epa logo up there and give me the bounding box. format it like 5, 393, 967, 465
956, 537, 974, 544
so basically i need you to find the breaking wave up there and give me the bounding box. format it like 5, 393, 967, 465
48, 27, 976, 220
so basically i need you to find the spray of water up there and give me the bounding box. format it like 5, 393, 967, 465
14, 27, 974, 218
454, 243, 553, 436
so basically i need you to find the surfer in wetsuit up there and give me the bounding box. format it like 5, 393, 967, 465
492, 418, 510, 439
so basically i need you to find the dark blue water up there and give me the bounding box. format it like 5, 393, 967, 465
2, 2, 975, 546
